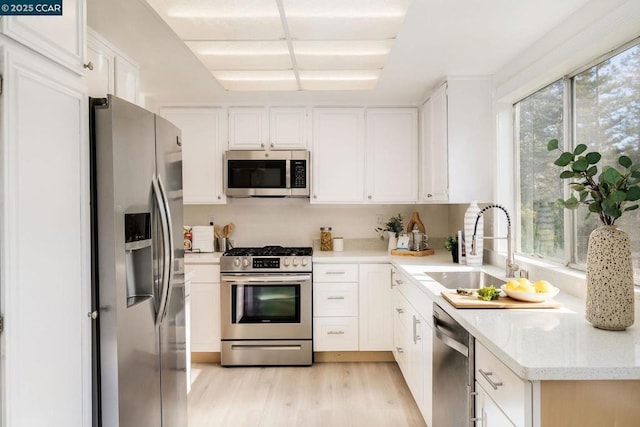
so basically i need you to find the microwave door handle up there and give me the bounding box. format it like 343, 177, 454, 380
157, 174, 175, 322
152, 174, 171, 326
286, 159, 291, 189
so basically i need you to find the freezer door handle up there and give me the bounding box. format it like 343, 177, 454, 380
157, 174, 175, 322
152, 174, 171, 325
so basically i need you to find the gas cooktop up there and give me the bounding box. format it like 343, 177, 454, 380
220, 246, 313, 272
223, 246, 313, 257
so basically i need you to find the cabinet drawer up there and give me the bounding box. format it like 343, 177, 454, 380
313, 317, 358, 351
475, 342, 530, 426
185, 264, 220, 283
313, 282, 358, 317
313, 264, 358, 282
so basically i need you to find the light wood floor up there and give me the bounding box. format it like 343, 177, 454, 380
188, 362, 426, 427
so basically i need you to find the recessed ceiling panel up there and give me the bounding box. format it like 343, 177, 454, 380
186, 41, 292, 70
213, 70, 298, 91
294, 40, 392, 70
299, 70, 381, 90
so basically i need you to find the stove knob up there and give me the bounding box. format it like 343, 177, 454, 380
242, 258, 250, 268
301, 258, 308, 267
283, 258, 291, 267
233, 257, 241, 268
292, 258, 300, 267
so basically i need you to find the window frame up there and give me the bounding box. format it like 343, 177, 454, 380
513, 37, 640, 275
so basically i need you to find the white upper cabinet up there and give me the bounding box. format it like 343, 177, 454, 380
311, 108, 365, 203
228, 106, 308, 150
312, 107, 417, 204
365, 108, 418, 203
160, 107, 227, 204
85, 29, 141, 105
114, 55, 140, 105
269, 107, 308, 149
419, 88, 448, 202
0, 0, 86, 73
420, 78, 493, 203
86, 33, 114, 98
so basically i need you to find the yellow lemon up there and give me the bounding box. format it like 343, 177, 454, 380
517, 277, 532, 286
534, 280, 554, 293
515, 283, 535, 293
505, 280, 519, 291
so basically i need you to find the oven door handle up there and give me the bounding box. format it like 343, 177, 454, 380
221, 275, 312, 283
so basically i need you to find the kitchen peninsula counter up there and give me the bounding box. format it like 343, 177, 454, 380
313, 248, 640, 382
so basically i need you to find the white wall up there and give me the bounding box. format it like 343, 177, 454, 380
184, 201, 467, 248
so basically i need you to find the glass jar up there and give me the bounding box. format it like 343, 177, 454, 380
320, 227, 333, 251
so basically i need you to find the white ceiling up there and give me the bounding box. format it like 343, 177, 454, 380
87, 0, 594, 106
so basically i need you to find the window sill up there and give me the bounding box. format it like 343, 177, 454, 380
486, 250, 640, 300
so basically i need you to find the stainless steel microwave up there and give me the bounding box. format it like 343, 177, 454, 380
224, 150, 310, 197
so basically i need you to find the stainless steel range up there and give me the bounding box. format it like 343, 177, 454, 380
220, 246, 313, 366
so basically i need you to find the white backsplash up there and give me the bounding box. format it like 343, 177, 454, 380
184, 199, 467, 248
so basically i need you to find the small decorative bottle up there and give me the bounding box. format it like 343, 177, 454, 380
464, 201, 483, 266
320, 227, 333, 251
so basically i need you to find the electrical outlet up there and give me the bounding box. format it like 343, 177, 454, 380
208, 215, 215, 226
376, 214, 384, 226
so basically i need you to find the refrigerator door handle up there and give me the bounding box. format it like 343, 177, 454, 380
156, 174, 175, 322
152, 174, 171, 326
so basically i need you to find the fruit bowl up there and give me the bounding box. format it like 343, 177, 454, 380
500, 284, 559, 302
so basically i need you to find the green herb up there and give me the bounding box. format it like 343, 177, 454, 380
477, 285, 501, 301
374, 213, 404, 238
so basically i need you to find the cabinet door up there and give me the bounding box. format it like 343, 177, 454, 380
476, 382, 516, 427
358, 264, 393, 351
269, 107, 308, 149
114, 55, 140, 105
86, 32, 114, 98
228, 107, 267, 149
365, 108, 418, 203
312, 108, 365, 203
190, 282, 221, 352
1, 45, 91, 427
392, 288, 409, 372
0, 0, 85, 73
419, 88, 449, 202
160, 107, 226, 204
406, 309, 424, 412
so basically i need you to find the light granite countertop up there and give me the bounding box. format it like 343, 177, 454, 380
314, 248, 640, 381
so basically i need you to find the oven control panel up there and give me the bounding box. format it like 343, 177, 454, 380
222, 255, 312, 272
253, 257, 280, 269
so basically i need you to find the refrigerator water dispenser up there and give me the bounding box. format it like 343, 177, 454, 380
124, 213, 153, 307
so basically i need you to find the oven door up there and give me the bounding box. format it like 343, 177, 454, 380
220, 274, 312, 340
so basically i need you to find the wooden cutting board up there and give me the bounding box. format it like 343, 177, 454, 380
441, 291, 562, 309
390, 248, 435, 256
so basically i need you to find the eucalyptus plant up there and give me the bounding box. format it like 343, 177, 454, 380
375, 213, 404, 238
547, 138, 640, 225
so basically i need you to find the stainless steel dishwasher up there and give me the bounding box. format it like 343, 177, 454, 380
433, 302, 475, 426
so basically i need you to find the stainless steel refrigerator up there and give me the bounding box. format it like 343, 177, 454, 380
90, 95, 186, 427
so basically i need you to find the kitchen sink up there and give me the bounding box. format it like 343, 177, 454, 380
425, 270, 506, 289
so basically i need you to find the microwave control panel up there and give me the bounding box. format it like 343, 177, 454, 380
291, 160, 307, 189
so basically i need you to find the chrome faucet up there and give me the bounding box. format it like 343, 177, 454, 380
470, 204, 519, 278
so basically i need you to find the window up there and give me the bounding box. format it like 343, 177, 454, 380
516, 80, 565, 261
515, 41, 640, 283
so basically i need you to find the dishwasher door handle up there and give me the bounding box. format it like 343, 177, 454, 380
434, 319, 468, 357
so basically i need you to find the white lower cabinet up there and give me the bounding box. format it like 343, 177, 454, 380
185, 262, 221, 352
358, 264, 393, 350
313, 263, 393, 352
475, 382, 515, 427
475, 341, 531, 426
391, 268, 433, 426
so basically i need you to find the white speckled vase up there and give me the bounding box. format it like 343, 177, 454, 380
387, 231, 398, 254
585, 225, 634, 331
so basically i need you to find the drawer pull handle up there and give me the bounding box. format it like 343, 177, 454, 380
396, 346, 404, 354
327, 296, 345, 300
395, 278, 403, 284
327, 330, 345, 335
478, 369, 503, 390
326, 271, 346, 275
395, 308, 404, 314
